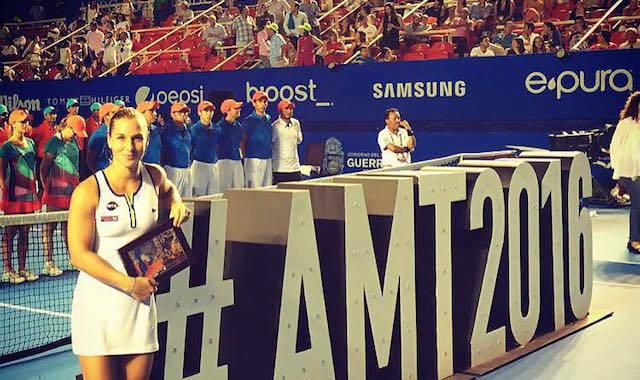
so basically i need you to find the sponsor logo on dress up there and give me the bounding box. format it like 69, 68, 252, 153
525, 68, 633, 100
101, 215, 119, 222
106, 201, 118, 211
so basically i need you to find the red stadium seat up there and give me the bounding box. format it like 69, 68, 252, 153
431, 41, 454, 54
587, 9, 607, 19
180, 39, 196, 50
551, 9, 571, 21
409, 43, 430, 54
403, 52, 425, 61
175, 59, 191, 72
221, 60, 237, 71
202, 56, 223, 70
147, 60, 166, 74
611, 31, 626, 45
424, 49, 449, 60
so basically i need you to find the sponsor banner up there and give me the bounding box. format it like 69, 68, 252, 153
0, 50, 636, 124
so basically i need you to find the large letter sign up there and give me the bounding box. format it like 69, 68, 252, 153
147, 152, 594, 380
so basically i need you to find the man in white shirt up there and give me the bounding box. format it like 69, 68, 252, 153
86, 22, 105, 55
272, 100, 303, 183
378, 108, 416, 168
620, 28, 640, 49
357, 15, 378, 42
470, 35, 496, 57
102, 31, 118, 75
283, 3, 309, 47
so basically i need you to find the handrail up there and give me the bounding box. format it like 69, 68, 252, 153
211, 41, 253, 71
344, 0, 430, 64
572, 0, 624, 50
9, 24, 90, 70
127, 27, 202, 76
317, 0, 350, 22
5, 18, 65, 26
101, 1, 224, 77
321, 0, 367, 36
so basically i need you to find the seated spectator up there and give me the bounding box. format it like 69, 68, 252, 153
47, 26, 61, 41
283, 2, 309, 47
378, 2, 403, 51
86, 22, 105, 55
451, 0, 469, 18
541, 21, 562, 51
380, 47, 397, 62
0, 24, 10, 41
451, 8, 472, 57
493, 21, 517, 49
353, 45, 377, 64
531, 35, 548, 53
175, 1, 195, 25
115, 14, 131, 33
337, 17, 355, 39
29, 0, 46, 21
624, 0, 640, 16
590, 30, 618, 50
404, 12, 431, 47
512, 0, 525, 21
203, 15, 227, 51
470, 0, 495, 21
54, 63, 71, 80
266, 22, 288, 67
570, 0, 587, 19
470, 35, 496, 56
232, 5, 256, 52
495, 0, 514, 21
296, 23, 322, 66
349, 31, 367, 54
521, 21, 539, 52
356, 15, 377, 42
568, 16, 589, 51
1, 41, 18, 60
506, 36, 527, 54
425, 0, 447, 26
619, 27, 640, 49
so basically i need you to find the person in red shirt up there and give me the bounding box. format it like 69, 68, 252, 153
31, 106, 58, 194
321, 30, 348, 66
86, 102, 101, 138
296, 23, 322, 66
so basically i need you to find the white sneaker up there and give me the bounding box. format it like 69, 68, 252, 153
2, 271, 25, 284
43, 261, 63, 276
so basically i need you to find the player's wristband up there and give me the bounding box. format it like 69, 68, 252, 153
406, 130, 414, 137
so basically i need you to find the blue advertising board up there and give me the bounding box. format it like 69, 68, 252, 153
1, 49, 636, 172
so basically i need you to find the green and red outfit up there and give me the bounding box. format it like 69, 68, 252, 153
42, 135, 79, 210
0, 138, 41, 214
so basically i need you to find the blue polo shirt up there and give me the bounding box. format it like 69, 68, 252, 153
87, 124, 110, 171
143, 124, 162, 165
190, 120, 222, 164
160, 122, 192, 168
218, 118, 243, 161
243, 111, 272, 159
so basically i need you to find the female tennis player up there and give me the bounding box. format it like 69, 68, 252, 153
0, 109, 41, 284
68, 107, 190, 379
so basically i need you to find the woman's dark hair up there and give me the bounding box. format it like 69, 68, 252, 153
544, 21, 558, 32
514, 37, 525, 52
525, 22, 535, 32
620, 91, 640, 121
384, 3, 397, 18
601, 30, 611, 43
532, 36, 545, 53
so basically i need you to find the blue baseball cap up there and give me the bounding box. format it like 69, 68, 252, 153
66, 98, 79, 108
114, 99, 126, 107
43, 106, 57, 115
90, 102, 101, 112
0, 104, 7, 114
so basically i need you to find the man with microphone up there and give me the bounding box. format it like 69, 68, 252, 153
377, 108, 416, 167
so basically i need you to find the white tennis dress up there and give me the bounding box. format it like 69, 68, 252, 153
71, 167, 159, 356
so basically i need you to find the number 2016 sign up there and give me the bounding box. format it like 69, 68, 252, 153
151, 151, 592, 380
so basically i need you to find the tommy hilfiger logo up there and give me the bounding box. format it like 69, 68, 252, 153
107, 201, 118, 211
101, 215, 118, 222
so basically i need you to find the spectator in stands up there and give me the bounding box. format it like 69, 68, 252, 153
378, 108, 416, 168
470, 35, 496, 56
255, 3, 273, 28
493, 21, 517, 49
0, 109, 41, 284
243, 91, 273, 188
175, 0, 195, 25
162, 102, 193, 197
507, 36, 527, 54
403, 12, 431, 47
320, 29, 347, 66
425, 0, 447, 26
378, 2, 403, 51
115, 14, 131, 33
74, 37, 96, 78
610, 92, 640, 253
570, 0, 586, 19
470, 0, 496, 22
87, 22, 105, 55
591, 30, 618, 49
47, 26, 61, 41
1, 40, 18, 60
267, 0, 292, 24
450, 0, 468, 19
520, 21, 539, 52
86, 102, 101, 137
300, 0, 321, 35
495, 0, 514, 21
119, 0, 136, 22
624, 0, 640, 16
203, 15, 227, 53
524, 0, 544, 20
54, 63, 71, 80
87, 103, 122, 173
190, 101, 221, 196
86, 0, 99, 23
102, 31, 118, 76
154, 0, 174, 26
267, 22, 288, 67
136, 101, 162, 165
541, 21, 562, 51
337, 17, 354, 39
296, 23, 322, 66
356, 15, 377, 42
349, 31, 367, 55
217, 99, 244, 191
568, 16, 589, 50
619, 27, 640, 49
115, 31, 133, 76
29, 0, 46, 21
512, 0, 525, 21
272, 100, 303, 184
380, 47, 398, 62
40, 116, 81, 278
451, 8, 472, 57
256, 20, 271, 68
232, 5, 256, 53
284, 2, 309, 47
531, 35, 548, 53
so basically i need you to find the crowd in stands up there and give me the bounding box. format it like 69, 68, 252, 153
0, 0, 639, 82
